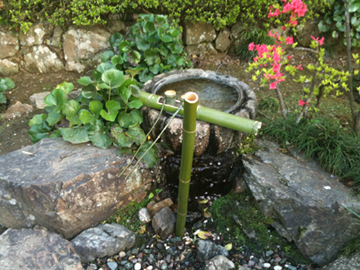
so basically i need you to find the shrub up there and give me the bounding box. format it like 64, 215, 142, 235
0, 77, 15, 104
1, 0, 333, 33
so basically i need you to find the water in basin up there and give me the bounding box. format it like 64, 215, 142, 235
155, 78, 238, 111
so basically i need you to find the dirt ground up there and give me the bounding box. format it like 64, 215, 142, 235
0, 52, 357, 156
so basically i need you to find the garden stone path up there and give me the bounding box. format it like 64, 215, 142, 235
0, 137, 153, 239
241, 139, 360, 266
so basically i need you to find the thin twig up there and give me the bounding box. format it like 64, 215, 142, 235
124, 104, 183, 180
118, 100, 166, 178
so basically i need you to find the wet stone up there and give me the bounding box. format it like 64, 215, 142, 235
160, 262, 168, 269
107, 261, 118, 270
146, 253, 157, 264
266, 250, 274, 257
124, 262, 134, 269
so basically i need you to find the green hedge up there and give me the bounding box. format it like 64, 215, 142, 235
0, 0, 332, 33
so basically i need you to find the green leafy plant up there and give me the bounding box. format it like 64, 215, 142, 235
104, 14, 192, 83
28, 71, 158, 167
258, 96, 280, 113
0, 77, 15, 104
318, 0, 360, 47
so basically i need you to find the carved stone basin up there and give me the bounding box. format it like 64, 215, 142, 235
141, 69, 257, 156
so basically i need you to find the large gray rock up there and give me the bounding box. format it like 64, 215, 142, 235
323, 253, 360, 270
0, 59, 19, 76
63, 26, 111, 72
215, 27, 231, 52
196, 240, 229, 262
242, 139, 360, 266
185, 43, 218, 58
296, 20, 320, 47
19, 22, 54, 47
184, 22, 217, 45
205, 255, 236, 270
71, 223, 135, 263
0, 29, 19, 59
0, 228, 84, 270
151, 207, 176, 239
23, 45, 64, 73
0, 138, 153, 239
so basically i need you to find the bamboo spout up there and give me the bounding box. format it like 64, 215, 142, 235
175, 92, 198, 237
137, 91, 262, 135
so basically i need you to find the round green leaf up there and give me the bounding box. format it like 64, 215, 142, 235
168, 28, 180, 38
111, 55, 124, 66
144, 21, 156, 33
129, 84, 141, 97
127, 51, 141, 67
79, 109, 97, 125
127, 124, 146, 145
29, 113, 47, 127
155, 15, 168, 25
29, 121, 51, 143
46, 111, 62, 126
135, 36, 150, 51
110, 33, 123, 48
139, 14, 154, 22
88, 120, 113, 149
4, 78, 15, 89
149, 63, 161, 74
101, 51, 115, 62
128, 99, 143, 109
175, 56, 185, 66
119, 40, 131, 53
43, 88, 66, 113
59, 126, 90, 144
101, 69, 126, 89
96, 62, 116, 73
158, 28, 172, 43
105, 100, 121, 112
78, 76, 93, 86
56, 82, 74, 95
82, 84, 97, 99
350, 2, 360, 12
63, 100, 81, 125
111, 125, 133, 148
118, 109, 143, 128
89, 100, 103, 117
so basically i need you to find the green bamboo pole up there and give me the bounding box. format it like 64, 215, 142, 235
175, 92, 198, 237
137, 91, 261, 135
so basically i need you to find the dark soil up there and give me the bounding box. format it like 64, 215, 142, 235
0, 70, 87, 156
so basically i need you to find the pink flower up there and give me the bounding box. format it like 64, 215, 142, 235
287, 55, 293, 60
319, 37, 325, 46
296, 64, 303, 70
286, 36, 294, 45
298, 100, 309, 106
270, 82, 277, 89
248, 42, 255, 51
281, 26, 287, 31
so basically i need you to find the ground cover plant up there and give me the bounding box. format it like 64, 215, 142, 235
0, 0, 331, 33
28, 14, 190, 168
0, 77, 15, 104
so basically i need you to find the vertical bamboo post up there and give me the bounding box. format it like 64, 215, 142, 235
175, 92, 198, 237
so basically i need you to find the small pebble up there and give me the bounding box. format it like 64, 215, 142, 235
119, 251, 126, 257
107, 261, 118, 270
263, 262, 271, 268
134, 262, 141, 270
274, 266, 282, 270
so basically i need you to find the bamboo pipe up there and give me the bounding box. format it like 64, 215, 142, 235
137, 91, 262, 135
175, 92, 198, 237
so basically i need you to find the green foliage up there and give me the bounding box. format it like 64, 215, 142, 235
318, 0, 360, 47
209, 191, 308, 263
28, 73, 158, 167
261, 114, 360, 194
258, 96, 280, 113
0, 77, 15, 104
106, 14, 192, 83
236, 28, 275, 61
237, 135, 260, 155
1, 0, 332, 33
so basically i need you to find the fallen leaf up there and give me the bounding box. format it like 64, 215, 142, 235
199, 199, 208, 204
224, 243, 233, 251
194, 230, 213, 240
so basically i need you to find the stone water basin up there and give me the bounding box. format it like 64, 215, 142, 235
141, 69, 257, 156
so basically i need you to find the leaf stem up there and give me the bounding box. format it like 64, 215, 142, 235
122, 104, 183, 180
118, 99, 165, 178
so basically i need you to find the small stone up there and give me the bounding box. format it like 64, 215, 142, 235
119, 251, 126, 257
248, 260, 255, 266
86, 264, 97, 270
138, 208, 151, 223
107, 261, 118, 270
134, 262, 142, 270
274, 266, 282, 270
265, 250, 274, 257
146, 266, 153, 270
285, 265, 297, 270
124, 262, 134, 269
263, 262, 271, 268
160, 262, 168, 270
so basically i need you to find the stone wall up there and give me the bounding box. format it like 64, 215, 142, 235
0, 16, 323, 76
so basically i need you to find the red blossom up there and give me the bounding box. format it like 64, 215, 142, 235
286, 36, 294, 45
248, 42, 255, 51
270, 82, 278, 89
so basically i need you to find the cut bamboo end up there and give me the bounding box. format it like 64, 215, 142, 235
184, 92, 198, 103
253, 121, 262, 135
164, 90, 176, 98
